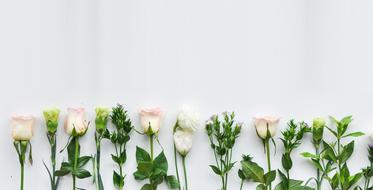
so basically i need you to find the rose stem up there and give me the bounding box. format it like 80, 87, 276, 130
182, 156, 188, 190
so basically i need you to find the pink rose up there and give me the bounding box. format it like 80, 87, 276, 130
11, 115, 35, 141
139, 107, 163, 134
64, 108, 88, 136
253, 116, 280, 139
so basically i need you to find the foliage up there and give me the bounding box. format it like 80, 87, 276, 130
275, 120, 312, 190
206, 112, 242, 190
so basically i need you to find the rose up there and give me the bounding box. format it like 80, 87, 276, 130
139, 107, 162, 134
11, 116, 35, 141
43, 107, 61, 134
253, 116, 280, 140
174, 128, 194, 157
95, 107, 111, 132
64, 107, 88, 136
177, 105, 200, 131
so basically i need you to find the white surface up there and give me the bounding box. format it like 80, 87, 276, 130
1, 0, 373, 189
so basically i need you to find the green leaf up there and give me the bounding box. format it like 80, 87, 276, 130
342, 132, 364, 138
111, 154, 121, 165
137, 161, 153, 179
339, 141, 354, 164
153, 151, 168, 174
323, 141, 337, 162
165, 175, 180, 189
74, 168, 91, 179
241, 160, 265, 183
136, 146, 151, 164
77, 156, 91, 168
264, 170, 276, 185
133, 170, 147, 180
67, 137, 80, 163
282, 154, 292, 171
301, 152, 318, 159
256, 184, 266, 190
140, 184, 153, 190
113, 171, 124, 188
55, 168, 70, 176
209, 165, 222, 176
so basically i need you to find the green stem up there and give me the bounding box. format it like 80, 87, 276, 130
174, 144, 181, 190
315, 144, 321, 190
337, 138, 342, 190
240, 179, 244, 190
265, 140, 272, 190
51, 134, 57, 190
20, 162, 24, 190
73, 137, 79, 190
150, 135, 154, 160
182, 156, 188, 190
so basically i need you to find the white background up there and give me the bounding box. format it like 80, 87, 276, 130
1, 0, 373, 189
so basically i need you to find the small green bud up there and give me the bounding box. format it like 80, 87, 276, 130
43, 107, 60, 134
313, 118, 325, 129
95, 107, 111, 132
312, 117, 325, 145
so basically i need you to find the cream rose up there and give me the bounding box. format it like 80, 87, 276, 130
64, 107, 88, 136
139, 107, 162, 134
11, 115, 35, 141
253, 116, 280, 139
174, 128, 194, 156
177, 105, 200, 131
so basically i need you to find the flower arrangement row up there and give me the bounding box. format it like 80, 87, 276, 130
11, 104, 372, 190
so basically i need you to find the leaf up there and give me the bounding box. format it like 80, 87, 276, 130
323, 141, 337, 162
111, 154, 121, 165
136, 146, 151, 164
133, 170, 147, 180
77, 156, 91, 168
339, 141, 354, 164
209, 165, 222, 176
264, 170, 276, 186
342, 132, 364, 138
282, 154, 292, 171
241, 160, 265, 183
153, 151, 168, 174
301, 152, 318, 159
165, 175, 180, 189
67, 137, 80, 163
74, 168, 91, 179
137, 161, 153, 177
140, 184, 153, 190
55, 169, 70, 176
256, 184, 266, 190
113, 171, 124, 188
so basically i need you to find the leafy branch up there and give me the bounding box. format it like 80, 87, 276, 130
205, 112, 242, 190
107, 104, 133, 190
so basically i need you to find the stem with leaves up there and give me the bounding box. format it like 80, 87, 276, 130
55, 128, 92, 190
14, 141, 32, 190
276, 120, 311, 190
108, 104, 133, 190
205, 112, 242, 190
42, 108, 60, 190
93, 107, 111, 190
323, 116, 364, 190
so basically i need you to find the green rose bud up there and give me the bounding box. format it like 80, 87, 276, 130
95, 107, 111, 132
312, 117, 325, 145
43, 107, 60, 134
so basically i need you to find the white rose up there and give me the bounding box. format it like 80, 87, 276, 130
11, 115, 35, 141
64, 108, 88, 136
139, 107, 162, 134
173, 128, 194, 157
253, 116, 280, 139
177, 105, 200, 131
